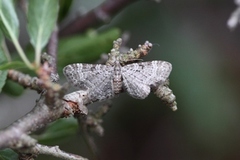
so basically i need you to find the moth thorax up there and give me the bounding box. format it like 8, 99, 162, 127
113, 63, 123, 94
113, 76, 122, 94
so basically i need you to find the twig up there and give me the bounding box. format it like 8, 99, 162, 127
59, 0, 138, 37
0, 92, 90, 149
106, 38, 152, 65
75, 102, 112, 160
1, 69, 90, 150
77, 117, 99, 160
36, 62, 61, 108
0, 102, 60, 149
85, 102, 112, 136
154, 80, 177, 111
47, 25, 59, 74
18, 0, 28, 13
7, 69, 43, 93
20, 144, 88, 160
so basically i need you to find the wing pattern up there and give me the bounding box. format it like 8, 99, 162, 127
63, 63, 115, 101
121, 61, 172, 99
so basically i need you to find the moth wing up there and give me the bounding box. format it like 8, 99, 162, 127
121, 61, 172, 99
63, 63, 115, 101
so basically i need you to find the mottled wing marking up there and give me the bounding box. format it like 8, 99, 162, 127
63, 63, 115, 101
121, 61, 172, 99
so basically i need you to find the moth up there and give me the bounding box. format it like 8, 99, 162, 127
63, 60, 172, 102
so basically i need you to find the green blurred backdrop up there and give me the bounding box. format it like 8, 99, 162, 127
2, 0, 240, 159
68, 1, 240, 159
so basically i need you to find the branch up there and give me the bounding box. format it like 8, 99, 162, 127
0, 102, 61, 149
7, 69, 43, 93
1, 38, 177, 159
59, 0, 138, 37
20, 144, 88, 160
154, 80, 177, 111
1, 69, 90, 154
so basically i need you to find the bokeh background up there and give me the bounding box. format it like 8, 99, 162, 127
1, 0, 240, 159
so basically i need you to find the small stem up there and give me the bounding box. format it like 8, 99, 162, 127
0, 12, 33, 69
35, 27, 44, 68
13, 37, 34, 69
78, 118, 99, 160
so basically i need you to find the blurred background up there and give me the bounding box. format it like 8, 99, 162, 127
1, 0, 240, 159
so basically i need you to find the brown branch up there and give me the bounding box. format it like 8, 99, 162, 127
0, 102, 61, 149
7, 69, 43, 93
0, 91, 90, 149
1, 38, 177, 159
1, 69, 90, 150
59, 0, 139, 37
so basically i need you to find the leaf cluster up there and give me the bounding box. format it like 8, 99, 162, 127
0, 0, 120, 158
0, 0, 120, 95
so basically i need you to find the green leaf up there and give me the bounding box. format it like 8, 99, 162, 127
2, 80, 24, 96
11, 28, 121, 76
27, 0, 59, 50
0, 61, 26, 70
0, 0, 19, 40
0, 0, 32, 69
58, 28, 121, 71
0, 148, 18, 160
34, 118, 78, 145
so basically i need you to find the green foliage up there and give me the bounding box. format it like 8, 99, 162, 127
27, 0, 59, 50
27, 0, 59, 67
57, 28, 121, 71
0, 0, 19, 40
2, 29, 121, 96
33, 118, 78, 145
0, 149, 18, 160
0, 0, 32, 68
0, 61, 26, 70
0, 0, 120, 97
2, 80, 24, 96
0, 37, 7, 93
